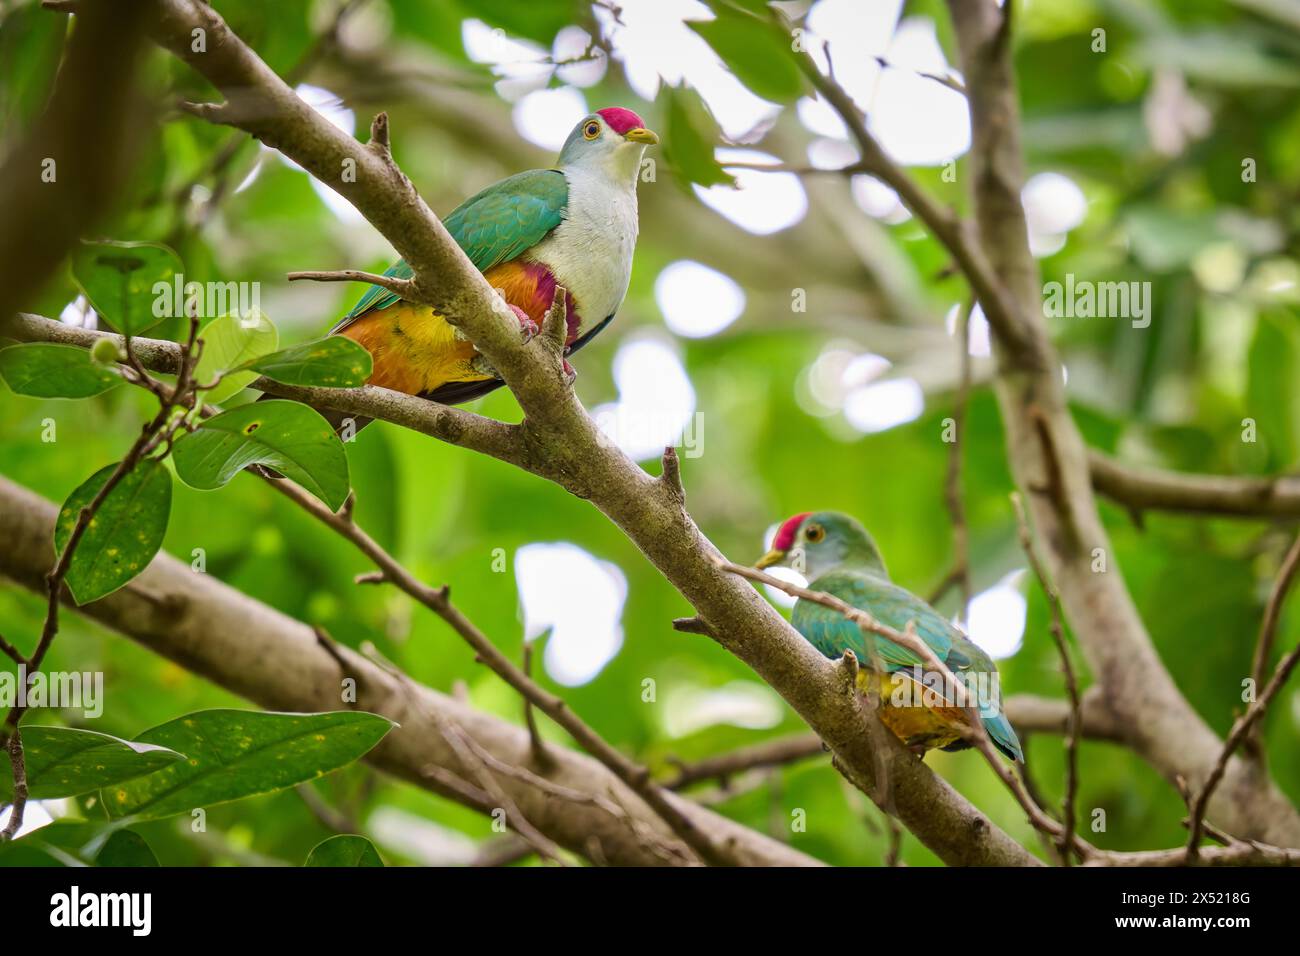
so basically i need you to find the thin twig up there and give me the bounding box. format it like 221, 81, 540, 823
666, 734, 827, 790
1246, 532, 1300, 756
0, 633, 24, 665
262, 475, 737, 866
520, 642, 553, 770
287, 269, 416, 300
1, 315, 204, 840
0, 730, 28, 841
944, 299, 975, 623
721, 558, 1096, 861
1187, 530, 1300, 860
1012, 492, 1082, 864
771, 6, 1039, 367
436, 719, 567, 866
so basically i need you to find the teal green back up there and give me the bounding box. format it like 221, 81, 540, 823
332, 168, 568, 332
792, 570, 1022, 760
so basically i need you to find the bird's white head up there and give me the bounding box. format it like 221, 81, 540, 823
557, 107, 658, 185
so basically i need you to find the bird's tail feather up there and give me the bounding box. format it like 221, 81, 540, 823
981, 711, 1024, 763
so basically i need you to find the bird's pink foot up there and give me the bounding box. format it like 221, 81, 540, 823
511, 304, 539, 343
562, 358, 577, 388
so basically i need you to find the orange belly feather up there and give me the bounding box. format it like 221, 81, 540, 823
337, 260, 554, 396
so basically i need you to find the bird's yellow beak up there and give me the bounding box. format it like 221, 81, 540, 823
623, 127, 659, 145
754, 549, 786, 570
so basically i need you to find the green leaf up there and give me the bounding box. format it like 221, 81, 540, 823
103, 710, 395, 821
458, 0, 580, 46
193, 309, 279, 405
0, 833, 82, 867
55, 460, 173, 604
95, 829, 160, 867
1247, 308, 1300, 467
0, 727, 184, 801
0, 343, 121, 398
71, 240, 183, 336
690, 8, 805, 104
663, 86, 736, 189
0, 3, 64, 137
171, 400, 350, 510
304, 834, 384, 867
240, 337, 372, 388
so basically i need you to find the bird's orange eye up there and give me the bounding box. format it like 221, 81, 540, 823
583, 121, 601, 140
804, 524, 824, 543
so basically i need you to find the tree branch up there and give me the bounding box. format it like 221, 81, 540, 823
7, 314, 524, 468
0, 476, 817, 867
938, 0, 1300, 847
720, 559, 1090, 860
1089, 449, 1300, 519
1186, 531, 1300, 859
34, 0, 1045, 866
287, 270, 417, 299
1012, 492, 1082, 864
262, 475, 738, 866
666, 735, 827, 790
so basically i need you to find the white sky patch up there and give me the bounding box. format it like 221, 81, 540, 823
655, 260, 746, 338
59, 295, 92, 328
516, 542, 628, 687
1022, 172, 1087, 258
946, 302, 992, 358
799, 4, 968, 167
967, 571, 1027, 660
701, 149, 808, 235
595, 0, 778, 139
851, 175, 911, 224
806, 136, 858, 170
663, 681, 785, 737
554, 25, 608, 88
462, 18, 551, 99
463, 17, 547, 66
869, 19, 969, 166
800, 342, 860, 415
843, 377, 924, 433
805, 0, 899, 106
797, 95, 850, 139
513, 86, 589, 151
842, 352, 892, 389
592, 337, 697, 461
0, 799, 53, 840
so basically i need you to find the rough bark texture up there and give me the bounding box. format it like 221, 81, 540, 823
0, 477, 816, 867
39, 0, 1041, 867
1090, 449, 1300, 518
946, 0, 1300, 847
7, 310, 1040, 866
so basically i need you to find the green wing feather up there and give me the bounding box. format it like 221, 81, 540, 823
793, 572, 955, 671
792, 570, 1022, 760
330, 169, 568, 333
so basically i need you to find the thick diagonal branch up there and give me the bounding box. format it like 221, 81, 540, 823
87, 0, 1040, 866
942, 0, 1300, 847
0, 476, 816, 867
